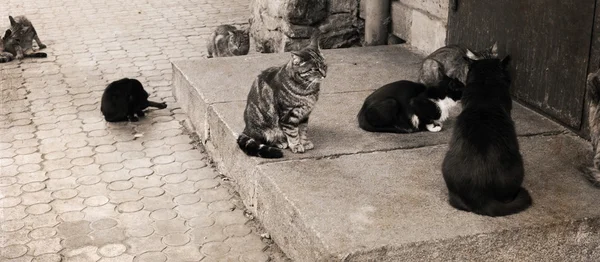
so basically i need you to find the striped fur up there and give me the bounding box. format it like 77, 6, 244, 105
206, 25, 249, 58
238, 32, 326, 158
583, 69, 600, 187
1, 16, 47, 62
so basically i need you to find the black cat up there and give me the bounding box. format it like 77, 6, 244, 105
100, 78, 167, 122
357, 75, 464, 133
442, 56, 532, 217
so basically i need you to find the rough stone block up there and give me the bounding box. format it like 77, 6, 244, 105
284, 0, 328, 25
330, 0, 358, 14
391, 1, 412, 41
398, 0, 449, 20
410, 9, 447, 54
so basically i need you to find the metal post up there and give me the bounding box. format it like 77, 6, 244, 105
365, 0, 390, 46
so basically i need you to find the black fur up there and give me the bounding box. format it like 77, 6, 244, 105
237, 133, 283, 158
442, 56, 532, 217
100, 78, 167, 122
357, 76, 464, 133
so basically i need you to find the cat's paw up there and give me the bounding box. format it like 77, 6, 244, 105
302, 140, 314, 150
158, 102, 167, 109
137, 111, 145, 117
16, 54, 24, 60
275, 142, 288, 149
289, 143, 305, 153
426, 123, 442, 132
38, 44, 47, 49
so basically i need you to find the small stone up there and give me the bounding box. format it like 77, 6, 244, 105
162, 233, 190, 246
98, 243, 127, 257
139, 187, 165, 197
108, 180, 133, 191
200, 242, 231, 257
47, 169, 72, 179
1, 244, 28, 258
91, 218, 119, 230
52, 188, 79, 199
117, 201, 144, 213
26, 204, 52, 215
133, 252, 167, 262
29, 227, 57, 239
84, 195, 109, 207
150, 209, 177, 221
0, 220, 25, 232
0, 197, 22, 208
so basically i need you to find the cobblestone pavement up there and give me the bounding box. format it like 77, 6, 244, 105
0, 0, 285, 261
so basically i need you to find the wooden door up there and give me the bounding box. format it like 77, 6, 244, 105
447, 0, 596, 129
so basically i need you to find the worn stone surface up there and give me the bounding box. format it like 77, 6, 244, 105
391, 0, 449, 54
173, 44, 599, 261
0, 0, 284, 261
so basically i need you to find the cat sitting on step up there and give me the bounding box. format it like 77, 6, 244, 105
357, 75, 464, 133
101, 78, 167, 122
442, 56, 532, 217
206, 25, 249, 58
419, 43, 498, 87
237, 32, 327, 158
582, 69, 600, 187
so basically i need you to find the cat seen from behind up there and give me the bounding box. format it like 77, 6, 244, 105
101, 78, 167, 122
419, 43, 498, 87
582, 69, 600, 186
207, 24, 250, 58
357, 75, 464, 133
442, 56, 532, 217
7, 15, 47, 59
237, 32, 327, 158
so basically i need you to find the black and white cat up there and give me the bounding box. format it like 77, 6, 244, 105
357, 75, 464, 133
442, 56, 532, 217
101, 78, 167, 122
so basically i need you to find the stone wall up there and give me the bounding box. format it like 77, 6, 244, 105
250, 0, 363, 53
359, 0, 449, 54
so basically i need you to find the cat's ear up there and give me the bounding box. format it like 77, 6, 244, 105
3, 29, 11, 39
8, 16, 16, 26
465, 49, 478, 60
291, 51, 303, 66
490, 42, 499, 57
501, 55, 511, 69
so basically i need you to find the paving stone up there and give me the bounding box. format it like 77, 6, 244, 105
162, 233, 190, 246
33, 253, 62, 262
149, 209, 177, 221
98, 243, 127, 258
47, 169, 72, 179
84, 196, 110, 207
0, 196, 22, 208
133, 251, 167, 262
91, 218, 119, 230
59, 211, 86, 222
29, 227, 58, 240
26, 203, 53, 215
163, 245, 204, 261
1, 244, 28, 259
183, 159, 207, 170
27, 237, 62, 256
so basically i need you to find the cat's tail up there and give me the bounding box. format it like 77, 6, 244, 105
25, 52, 47, 58
237, 133, 283, 159
478, 188, 532, 217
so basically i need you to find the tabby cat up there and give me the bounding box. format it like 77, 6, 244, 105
101, 78, 167, 122
357, 75, 464, 133
583, 69, 600, 186
419, 43, 498, 87
7, 15, 47, 59
0, 29, 16, 63
442, 56, 532, 217
206, 25, 249, 58
237, 32, 327, 158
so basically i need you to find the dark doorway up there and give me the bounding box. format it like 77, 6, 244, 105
447, 0, 596, 129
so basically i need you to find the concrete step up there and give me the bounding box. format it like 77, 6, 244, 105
172, 45, 600, 261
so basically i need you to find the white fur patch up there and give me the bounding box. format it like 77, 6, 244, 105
433, 97, 458, 122
426, 123, 442, 132
410, 114, 419, 129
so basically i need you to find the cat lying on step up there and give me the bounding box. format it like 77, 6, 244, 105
419, 43, 498, 86
357, 75, 464, 133
101, 78, 167, 122
5, 15, 47, 60
0, 28, 46, 63
442, 56, 532, 217
237, 32, 327, 158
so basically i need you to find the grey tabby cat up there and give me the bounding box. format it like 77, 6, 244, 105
0, 29, 16, 63
237, 32, 327, 158
583, 69, 600, 186
419, 43, 498, 86
206, 25, 249, 58
7, 15, 47, 59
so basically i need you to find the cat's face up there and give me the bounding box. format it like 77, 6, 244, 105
228, 30, 249, 51
8, 16, 28, 38
466, 42, 499, 61
290, 48, 327, 83
1, 29, 19, 52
